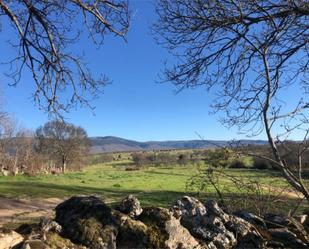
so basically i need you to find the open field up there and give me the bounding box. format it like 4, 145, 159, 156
0, 160, 307, 228
0, 162, 299, 205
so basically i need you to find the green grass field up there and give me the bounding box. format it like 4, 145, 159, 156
0, 162, 295, 208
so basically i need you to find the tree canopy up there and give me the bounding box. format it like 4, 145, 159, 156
35, 120, 89, 172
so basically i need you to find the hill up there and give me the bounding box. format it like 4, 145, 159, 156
89, 136, 267, 153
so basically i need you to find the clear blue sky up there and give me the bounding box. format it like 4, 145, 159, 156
0, 1, 290, 141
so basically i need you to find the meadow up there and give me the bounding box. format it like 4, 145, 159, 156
0, 160, 295, 209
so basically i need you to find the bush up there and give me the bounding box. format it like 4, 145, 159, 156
177, 153, 191, 166
252, 158, 273, 170
229, 160, 247, 169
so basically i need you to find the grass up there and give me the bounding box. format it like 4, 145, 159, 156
0, 162, 298, 208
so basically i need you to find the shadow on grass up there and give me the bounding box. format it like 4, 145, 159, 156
0, 181, 196, 207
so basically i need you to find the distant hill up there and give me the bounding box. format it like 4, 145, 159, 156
89, 136, 267, 154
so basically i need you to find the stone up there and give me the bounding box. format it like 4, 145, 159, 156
139, 207, 204, 249
264, 213, 290, 228
116, 195, 143, 218
39, 218, 62, 233
0, 231, 24, 249
269, 227, 308, 248
55, 195, 204, 249
21, 239, 48, 249
55, 195, 117, 249
172, 196, 265, 249
294, 214, 308, 226
116, 217, 149, 248
234, 210, 267, 229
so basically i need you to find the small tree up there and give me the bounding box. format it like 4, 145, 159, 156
35, 120, 89, 173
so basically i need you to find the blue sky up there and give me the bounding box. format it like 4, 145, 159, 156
0, 1, 279, 141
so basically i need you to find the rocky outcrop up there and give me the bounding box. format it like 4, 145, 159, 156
55, 196, 203, 249
1, 195, 308, 249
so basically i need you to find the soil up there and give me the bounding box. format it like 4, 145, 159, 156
0, 197, 63, 227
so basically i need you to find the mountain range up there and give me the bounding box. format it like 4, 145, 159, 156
89, 136, 267, 154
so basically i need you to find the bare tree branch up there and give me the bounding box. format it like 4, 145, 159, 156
0, 0, 130, 117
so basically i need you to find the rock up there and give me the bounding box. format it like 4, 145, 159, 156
173, 197, 236, 248
172, 196, 264, 249
164, 213, 204, 249
39, 218, 62, 233
55, 195, 117, 249
234, 210, 267, 229
15, 224, 34, 235
55, 195, 203, 249
205, 200, 264, 249
116, 216, 149, 248
172, 196, 207, 219
0, 231, 24, 249
264, 213, 290, 228
269, 227, 308, 248
43, 232, 86, 249
139, 207, 204, 249
294, 214, 308, 226
116, 195, 143, 218
21, 239, 48, 249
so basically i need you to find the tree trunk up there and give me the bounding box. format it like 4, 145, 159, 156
62, 156, 66, 173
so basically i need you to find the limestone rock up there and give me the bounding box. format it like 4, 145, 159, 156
139, 207, 204, 249
39, 218, 62, 233
0, 231, 24, 249
116, 195, 143, 218
172, 196, 264, 249
55, 196, 204, 249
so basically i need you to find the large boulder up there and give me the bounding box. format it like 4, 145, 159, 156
172, 196, 265, 249
55, 196, 118, 249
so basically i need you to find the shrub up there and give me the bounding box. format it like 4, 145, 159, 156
252, 158, 273, 170
229, 160, 247, 169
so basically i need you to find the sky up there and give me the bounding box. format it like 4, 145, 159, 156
0, 1, 296, 141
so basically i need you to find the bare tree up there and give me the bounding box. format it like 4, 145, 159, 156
35, 120, 90, 173
154, 0, 309, 201
0, 0, 130, 116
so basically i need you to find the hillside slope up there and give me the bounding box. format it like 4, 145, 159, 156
90, 136, 267, 153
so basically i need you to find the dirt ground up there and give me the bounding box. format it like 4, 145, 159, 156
0, 197, 63, 228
